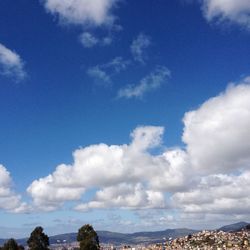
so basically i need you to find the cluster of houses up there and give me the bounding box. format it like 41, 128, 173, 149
100, 229, 250, 250
147, 229, 250, 250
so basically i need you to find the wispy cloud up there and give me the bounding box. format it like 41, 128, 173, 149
118, 66, 170, 99
79, 32, 113, 48
0, 43, 26, 81
79, 32, 99, 48
130, 33, 151, 63
87, 66, 111, 83
105, 57, 130, 73
87, 57, 130, 84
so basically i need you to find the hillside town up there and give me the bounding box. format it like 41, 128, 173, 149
151, 229, 250, 250
49, 228, 250, 250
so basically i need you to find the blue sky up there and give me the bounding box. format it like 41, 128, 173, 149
1, 0, 250, 238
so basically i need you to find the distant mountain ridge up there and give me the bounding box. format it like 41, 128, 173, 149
47, 228, 199, 245
218, 221, 249, 232
0, 221, 249, 246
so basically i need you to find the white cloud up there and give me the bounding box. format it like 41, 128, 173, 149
130, 33, 151, 63
27, 173, 85, 211
0, 43, 26, 81
172, 77, 250, 217
75, 183, 166, 211
42, 0, 119, 27
172, 171, 250, 215
27, 126, 188, 211
118, 66, 171, 99
0, 165, 12, 197
149, 149, 192, 192
87, 57, 130, 83
200, 0, 250, 28
183, 78, 250, 173
0, 165, 30, 213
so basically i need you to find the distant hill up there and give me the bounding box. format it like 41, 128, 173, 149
96, 228, 198, 244
0, 229, 198, 246
1, 221, 249, 246
218, 221, 249, 232
48, 228, 199, 245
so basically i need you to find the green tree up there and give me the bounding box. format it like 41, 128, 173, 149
2, 239, 19, 250
77, 224, 100, 250
27, 226, 49, 250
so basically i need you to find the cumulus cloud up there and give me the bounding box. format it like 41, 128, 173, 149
87, 57, 130, 83
27, 126, 189, 211
172, 171, 250, 215
0, 43, 26, 81
200, 0, 250, 28
27, 76, 250, 222
183, 78, 250, 173
118, 66, 171, 99
42, 0, 120, 27
75, 183, 166, 211
172, 77, 250, 218
130, 33, 151, 63
0, 165, 30, 213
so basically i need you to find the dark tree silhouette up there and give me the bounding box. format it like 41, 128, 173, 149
77, 224, 100, 250
27, 226, 49, 250
2, 239, 19, 250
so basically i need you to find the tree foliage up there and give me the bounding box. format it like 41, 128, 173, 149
2, 239, 19, 250
77, 224, 100, 250
27, 226, 49, 250
1, 238, 24, 250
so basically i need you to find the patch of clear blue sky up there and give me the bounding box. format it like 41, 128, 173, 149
0, 0, 250, 236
